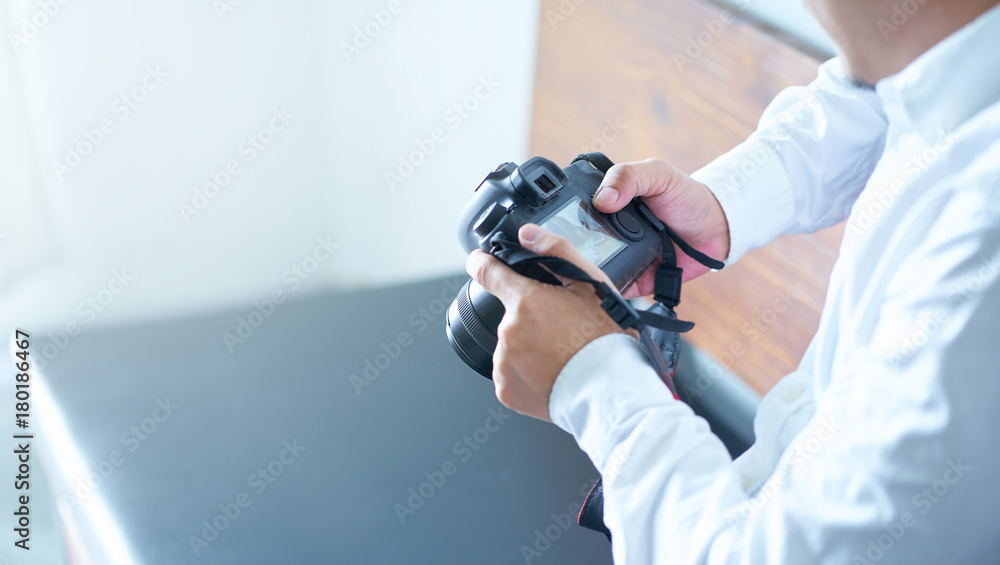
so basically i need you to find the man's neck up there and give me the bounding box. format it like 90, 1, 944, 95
861, 0, 999, 84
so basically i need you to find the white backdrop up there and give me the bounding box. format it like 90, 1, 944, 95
0, 0, 540, 333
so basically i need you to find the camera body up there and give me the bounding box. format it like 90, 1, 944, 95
448, 156, 667, 378
458, 157, 666, 288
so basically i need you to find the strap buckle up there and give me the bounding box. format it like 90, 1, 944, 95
595, 283, 641, 330
653, 265, 683, 308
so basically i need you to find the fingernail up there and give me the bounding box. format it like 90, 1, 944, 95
519, 223, 544, 244
594, 187, 618, 207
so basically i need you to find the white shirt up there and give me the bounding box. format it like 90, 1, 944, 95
549, 5, 1000, 564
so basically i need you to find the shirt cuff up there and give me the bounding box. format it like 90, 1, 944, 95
692, 137, 795, 265
548, 333, 677, 470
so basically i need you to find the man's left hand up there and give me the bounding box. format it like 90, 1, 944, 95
466, 223, 630, 422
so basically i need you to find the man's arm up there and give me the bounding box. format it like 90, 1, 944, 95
692, 58, 888, 264
591, 58, 888, 296
549, 174, 1000, 563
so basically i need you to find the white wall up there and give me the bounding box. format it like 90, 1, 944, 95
0, 0, 540, 332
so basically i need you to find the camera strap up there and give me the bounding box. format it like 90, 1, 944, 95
488, 234, 699, 336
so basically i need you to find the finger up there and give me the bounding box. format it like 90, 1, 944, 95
466, 249, 538, 304
621, 268, 656, 300
517, 224, 617, 295
592, 158, 682, 214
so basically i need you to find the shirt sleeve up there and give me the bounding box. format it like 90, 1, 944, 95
692, 58, 889, 264
548, 177, 1000, 564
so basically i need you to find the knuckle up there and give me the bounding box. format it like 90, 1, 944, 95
496, 317, 519, 345
621, 161, 641, 174
493, 378, 511, 407
498, 302, 537, 348
648, 158, 678, 180
464, 252, 479, 274
471, 257, 492, 285
510, 294, 538, 321
607, 163, 633, 184
495, 383, 514, 408
492, 360, 515, 404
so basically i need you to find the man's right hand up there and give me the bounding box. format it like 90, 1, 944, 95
592, 158, 731, 298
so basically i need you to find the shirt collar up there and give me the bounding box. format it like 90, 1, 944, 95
877, 3, 1000, 144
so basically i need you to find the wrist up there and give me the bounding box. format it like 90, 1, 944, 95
549, 333, 676, 469
702, 184, 732, 262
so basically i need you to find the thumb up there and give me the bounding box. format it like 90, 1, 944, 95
518, 224, 617, 295
592, 158, 682, 214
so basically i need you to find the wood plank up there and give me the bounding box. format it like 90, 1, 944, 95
530, 0, 839, 393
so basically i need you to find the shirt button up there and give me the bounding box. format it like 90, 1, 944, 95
741, 474, 753, 491
781, 382, 804, 403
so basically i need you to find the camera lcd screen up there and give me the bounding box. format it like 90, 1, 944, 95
540, 196, 627, 267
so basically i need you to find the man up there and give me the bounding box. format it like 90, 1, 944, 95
467, 0, 1000, 562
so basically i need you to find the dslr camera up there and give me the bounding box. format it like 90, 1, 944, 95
446, 155, 670, 378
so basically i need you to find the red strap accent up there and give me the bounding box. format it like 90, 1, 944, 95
579, 482, 601, 524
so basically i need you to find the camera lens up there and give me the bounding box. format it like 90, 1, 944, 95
446, 279, 505, 379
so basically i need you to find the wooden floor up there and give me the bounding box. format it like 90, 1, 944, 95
530, 0, 841, 394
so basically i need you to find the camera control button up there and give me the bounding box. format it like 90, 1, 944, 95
610, 211, 644, 241
474, 203, 506, 238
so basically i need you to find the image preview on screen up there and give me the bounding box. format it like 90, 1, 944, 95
540, 196, 626, 267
